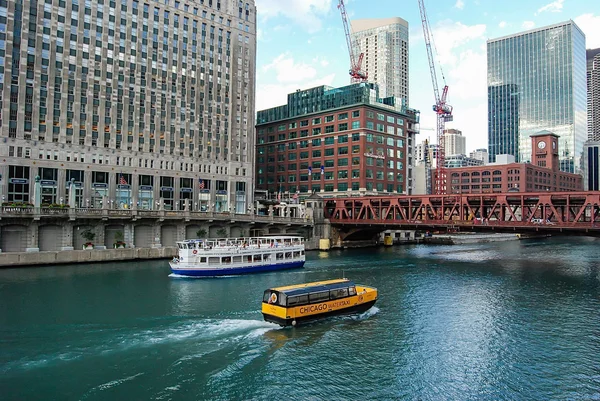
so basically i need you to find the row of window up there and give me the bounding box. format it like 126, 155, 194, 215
260, 170, 404, 183
259, 111, 404, 134
259, 183, 405, 194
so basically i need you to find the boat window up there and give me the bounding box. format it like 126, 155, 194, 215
348, 286, 357, 296
300, 251, 305, 256
285, 252, 292, 259
233, 256, 242, 263
200, 257, 207, 263
263, 290, 272, 303
262, 253, 270, 260
253, 254, 261, 261
222, 257, 232, 263
208, 257, 220, 264
287, 294, 308, 306
276, 253, 284, 260
330, 288, 349, 300
309, 291, 330, 304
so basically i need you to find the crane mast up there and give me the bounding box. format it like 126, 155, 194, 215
418, 0, 453, 195
338, 0, 368, 83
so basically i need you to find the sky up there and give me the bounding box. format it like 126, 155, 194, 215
253, 0, 600, 154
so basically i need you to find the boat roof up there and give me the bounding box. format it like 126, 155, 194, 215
270, 279, 354, 296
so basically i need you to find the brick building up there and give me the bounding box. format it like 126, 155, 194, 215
255, 83, 420, 197
433, 132, 582, 194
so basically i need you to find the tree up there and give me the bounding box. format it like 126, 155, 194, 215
195, 228, 208, 238
81, 228, 96, 248
216, 227, 227, 238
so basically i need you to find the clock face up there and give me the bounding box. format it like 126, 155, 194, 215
538, 141, 546, 149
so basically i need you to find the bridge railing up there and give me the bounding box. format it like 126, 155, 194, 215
0, 206, 311, 225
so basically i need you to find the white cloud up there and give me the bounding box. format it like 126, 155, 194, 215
536, 0, 564, 15
454, 0, 465, 10
257, 28, 264, 41
575, 13, 600, 49
257, 53, 336, 111
431, 21, 486, 65
498, 21, 507, 28
522, 21, 535, 30
255, 0, 333, 33
262, 53, 318, 83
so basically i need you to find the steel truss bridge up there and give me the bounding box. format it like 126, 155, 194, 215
324, 192, 600, 236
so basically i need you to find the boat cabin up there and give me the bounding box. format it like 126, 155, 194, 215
263, 279, 357, 308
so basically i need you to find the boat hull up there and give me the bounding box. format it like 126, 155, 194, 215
170, 260, 305, 277
263, 299, 377, 327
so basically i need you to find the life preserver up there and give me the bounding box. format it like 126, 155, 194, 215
193, 250, 198, 254
269, 293, 277, 304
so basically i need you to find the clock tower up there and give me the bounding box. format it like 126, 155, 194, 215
530, 131, 560, 171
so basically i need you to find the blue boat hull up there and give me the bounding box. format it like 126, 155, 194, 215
170, 260, 305, 277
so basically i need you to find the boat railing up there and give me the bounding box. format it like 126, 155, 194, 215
176, 236, 304, 251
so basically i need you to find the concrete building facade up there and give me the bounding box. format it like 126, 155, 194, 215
0, 0, 256, 213
255, 83, 420, 197
487, 21, 587, 172
470, 148, 489, 164
350, 18, 409, 104
588, 48, 600, 141
443, 128, 466, 156
434, 132, 583, 194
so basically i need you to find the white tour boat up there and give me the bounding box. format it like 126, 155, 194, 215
169, 236, 306, 277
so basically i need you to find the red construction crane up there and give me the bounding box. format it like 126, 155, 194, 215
418, 0, 453, 194
337, 0, 368, 83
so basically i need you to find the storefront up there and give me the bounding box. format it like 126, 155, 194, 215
116, 173, 132, 209
7, 165, 30, 203
198, 178, 211, 211
160, 176, 174, 210
39, 167, 58, 205
91, 171, 109, 208
138, 175, 154, 210
179, 177, 193, 210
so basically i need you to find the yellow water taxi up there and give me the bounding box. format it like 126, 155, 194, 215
262, 278, 378, 327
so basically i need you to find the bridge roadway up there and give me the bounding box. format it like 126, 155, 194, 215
0, 206, 313, 253
325, 191, 600, 237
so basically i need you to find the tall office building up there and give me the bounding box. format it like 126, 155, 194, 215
350, 18, 409, 105
487, 21, 587, 172
0, 0, 256, 213
588, 48, 600, 141
443, 129, 466, 156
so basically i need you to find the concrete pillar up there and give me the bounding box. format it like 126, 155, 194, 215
152, 224, 162, 248
61, 221, 74, 251
95, 223, 106, 250
159, 197, 165, 211
125, 223, 135, 248
33, 175, 41, 208
68, 179, 77, 208
26, 222, 40, 252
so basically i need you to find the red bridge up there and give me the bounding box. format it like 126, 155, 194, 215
324, 192, 600, 237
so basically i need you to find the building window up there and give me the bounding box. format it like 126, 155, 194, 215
8, 165, 31, 203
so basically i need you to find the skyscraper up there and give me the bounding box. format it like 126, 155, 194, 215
588, 48, 600, 141
350, 18, 409, 105
443, 129, 466, 156
0, 0, 256, 213
487, 21, 587, 173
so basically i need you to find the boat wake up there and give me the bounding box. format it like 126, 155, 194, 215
2, 319, 279, 374
351, 306, 380, 321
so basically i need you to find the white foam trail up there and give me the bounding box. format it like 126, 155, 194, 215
91, 372, 145, 392
352, 306, 380, 321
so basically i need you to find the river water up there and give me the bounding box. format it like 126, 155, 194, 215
1, 237, 599, 400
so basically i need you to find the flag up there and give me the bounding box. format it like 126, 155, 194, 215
320, 165, 325, 174
308, 166, 312, 174
198, 179, 205, 189
119, 174, 128, 185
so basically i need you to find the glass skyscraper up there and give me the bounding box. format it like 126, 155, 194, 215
487, 21, 587, 173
